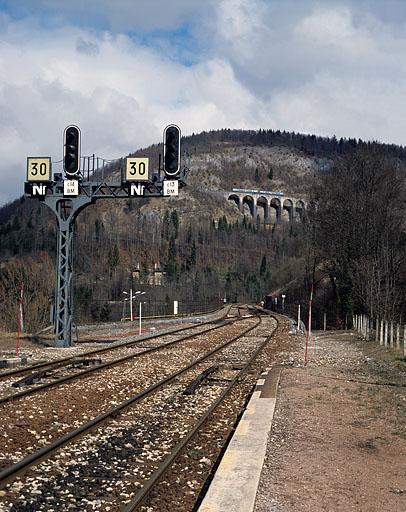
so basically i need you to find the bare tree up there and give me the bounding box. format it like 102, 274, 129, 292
311, 147, 406, 321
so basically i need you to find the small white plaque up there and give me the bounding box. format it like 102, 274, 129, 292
64, 180, 79, 196
163, 180, 179, 196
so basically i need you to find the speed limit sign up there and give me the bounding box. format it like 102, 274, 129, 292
125, 157, 149, 181
27, 157, 51, 181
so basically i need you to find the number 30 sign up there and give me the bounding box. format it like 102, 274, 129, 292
27, 157, 51, 182
125, 157, 149, 181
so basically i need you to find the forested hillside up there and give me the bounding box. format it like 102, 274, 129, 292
1, 128, 405, 332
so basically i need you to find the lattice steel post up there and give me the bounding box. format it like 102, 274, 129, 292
44, 195, 91, 347
54, 217, 74, 347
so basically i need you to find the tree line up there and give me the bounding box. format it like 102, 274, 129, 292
0, 191, 307, 331
304, 147, 406, 327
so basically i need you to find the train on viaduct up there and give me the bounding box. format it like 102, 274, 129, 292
226, 188, 307, 223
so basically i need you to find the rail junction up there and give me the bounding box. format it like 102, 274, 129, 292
0, 305, 286, 511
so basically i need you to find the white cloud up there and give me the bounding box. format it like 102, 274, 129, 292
0, 18, 259, 204
207, 0, 406, 141
1, 1, 406, 205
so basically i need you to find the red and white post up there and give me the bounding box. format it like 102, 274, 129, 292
304, 284, 314, 364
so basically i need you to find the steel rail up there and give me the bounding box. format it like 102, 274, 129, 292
0, 312, 260, 487
0, 306, 232, 381
0, 318, 237, 406
124, 309, 277, 511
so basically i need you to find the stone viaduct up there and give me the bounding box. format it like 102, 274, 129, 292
226, 188, 307, 224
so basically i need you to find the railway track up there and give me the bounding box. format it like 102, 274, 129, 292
0, 308, 233, 382
0, 306, 279, 512
0, 311, 235, 404
0, 311, 255, 469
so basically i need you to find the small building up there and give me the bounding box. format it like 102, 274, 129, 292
132, 263, 166, 286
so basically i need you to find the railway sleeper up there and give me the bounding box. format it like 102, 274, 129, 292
12, 370, 53, 388
11, 358, 102, 387
183, 366, 219, 395
69, 357, 103, 368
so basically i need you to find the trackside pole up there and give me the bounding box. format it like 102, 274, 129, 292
380, 320, 384, 345
139, 301, 142, 335
16, 308, 20, 357
16, 281, 24, 356
19, 282, 24, 333
304, 284, 314, 363
404, 325, 406, 357
297, 304, 301, 332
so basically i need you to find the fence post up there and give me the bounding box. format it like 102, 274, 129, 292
323, 313, 327, 331
390, 322, 394, 348
380, 319, 384, 346
384, 321, 388, 347
396, 324, 400, 350
404, 325, 406, 357
375, 318, 379, 342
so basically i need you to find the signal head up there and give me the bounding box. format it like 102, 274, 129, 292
63, 125, 81, 177
163, 124, 181, 178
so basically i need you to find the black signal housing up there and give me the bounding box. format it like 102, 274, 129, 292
63, 125, 81, 177
163, 124, 181, 178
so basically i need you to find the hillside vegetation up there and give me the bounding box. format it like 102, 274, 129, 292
1, 129, 405, 332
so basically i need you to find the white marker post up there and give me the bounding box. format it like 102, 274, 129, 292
396, 323, 400, 350
139, 301, 142, 335
404, 325, 406, 357
297, 304, 301, 332
137, 292, 146, 334
304, 285, 313, 363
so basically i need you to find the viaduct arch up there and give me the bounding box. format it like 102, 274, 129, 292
226, 188, 307, 224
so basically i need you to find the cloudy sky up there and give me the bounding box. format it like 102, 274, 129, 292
0, 0, 406, 204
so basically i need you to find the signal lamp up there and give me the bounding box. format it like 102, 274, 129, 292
63, 125, 81, 177
163, 124, 181, 178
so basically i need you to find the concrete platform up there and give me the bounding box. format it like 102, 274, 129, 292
198, 367, 281, 512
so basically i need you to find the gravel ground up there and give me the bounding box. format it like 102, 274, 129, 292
254, 329, 406, 512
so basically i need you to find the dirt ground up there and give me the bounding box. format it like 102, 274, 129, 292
254, 330, 406, 512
